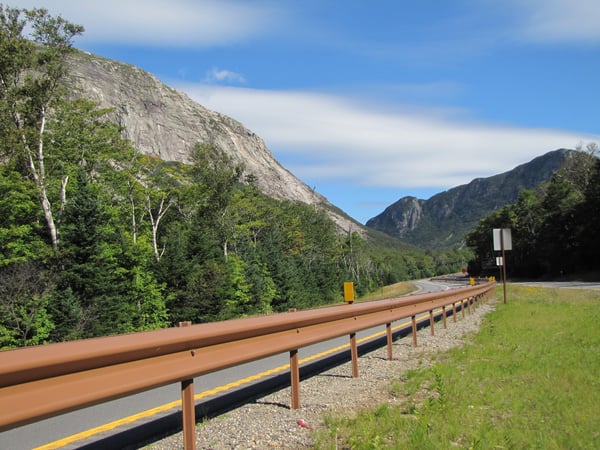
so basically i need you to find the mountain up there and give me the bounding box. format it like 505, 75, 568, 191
64, 50, 359, 233
366, 149, 576, 249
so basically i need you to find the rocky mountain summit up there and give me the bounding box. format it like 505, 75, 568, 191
366, 149, 575, 249
64, 50, 357, 233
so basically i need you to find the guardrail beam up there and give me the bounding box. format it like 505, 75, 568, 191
0, 282, 496, 433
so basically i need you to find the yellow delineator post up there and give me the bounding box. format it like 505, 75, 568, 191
344, 281, 355, 303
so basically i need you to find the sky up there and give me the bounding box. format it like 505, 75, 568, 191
16, 0, 600, 224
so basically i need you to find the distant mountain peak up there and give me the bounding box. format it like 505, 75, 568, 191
366, 149, 576, 249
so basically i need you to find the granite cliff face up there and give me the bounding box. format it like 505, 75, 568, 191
366, 149, 575, 249
64, 51, 357, 232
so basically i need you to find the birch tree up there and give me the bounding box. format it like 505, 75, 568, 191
0, 6, 83, 251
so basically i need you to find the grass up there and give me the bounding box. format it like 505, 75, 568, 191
358, 281, 416, 302
314, 285, 600, 449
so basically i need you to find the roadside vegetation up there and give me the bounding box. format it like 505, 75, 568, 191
0, 5, 467, 348
314, 285, 600, 449
357, 281, 416, 302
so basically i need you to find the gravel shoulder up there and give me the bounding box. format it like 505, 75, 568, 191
149, 299, 496, 449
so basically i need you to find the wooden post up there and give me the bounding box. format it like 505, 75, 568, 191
181, 379, 196, 450
429, 309, 435, 336
179, 322, 196, 450
386, 322, 393, 360
452, 302, 457, 323
411, 315, 417, 347
350, 333, 359, 377
290, 349, 300, 409
442, 305, 447, 329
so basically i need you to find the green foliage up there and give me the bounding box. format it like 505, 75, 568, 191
0, 166, 51, 264
128, 264, 170, 331
0, 262, 55, 348
52, 169, 170, 338
0, 5, 83, 250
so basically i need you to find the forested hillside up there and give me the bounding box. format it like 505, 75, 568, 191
466, 145, 599, 278
0, 6, 468, 348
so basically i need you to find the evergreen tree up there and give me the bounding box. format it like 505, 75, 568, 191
0, 166, 50, 265
0, 261, 55, 348
576, 158, 600, 270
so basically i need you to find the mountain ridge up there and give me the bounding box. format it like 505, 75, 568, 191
366, 149, 575, 249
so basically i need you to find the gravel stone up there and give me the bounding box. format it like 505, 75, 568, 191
149, 299, 496, 449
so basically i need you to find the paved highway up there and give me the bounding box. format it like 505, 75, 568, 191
0, 279, 460, 449
512, 281, 600, 290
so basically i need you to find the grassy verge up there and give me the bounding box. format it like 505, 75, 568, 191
315, 285, 600, 449
358, 281, 416, 302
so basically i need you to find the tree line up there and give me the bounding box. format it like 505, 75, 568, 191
466, 145, 599, 279
0, 6, 466, 348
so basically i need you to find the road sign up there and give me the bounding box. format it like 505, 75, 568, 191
493, 228, 512, 250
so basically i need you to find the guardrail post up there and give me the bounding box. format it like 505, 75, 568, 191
468, 296, 472, 315
452, 302, 457, 323
386, 322, 393, 360
411, 315, 417, 347
442, 305, 447, 329
290, 349, 300, 409
461, 299, 466, 318
429, 309, 435, 336
182, 379, 196, 450
178, 321, 196, 450
350, 333, 359, 377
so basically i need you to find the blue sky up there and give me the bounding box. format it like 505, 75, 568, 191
19, 0, 600, 224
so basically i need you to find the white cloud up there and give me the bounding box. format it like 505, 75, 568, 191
204, 67, 246, 84
507, 0, 600, 44
16, 0, 285, 47
176, 83, 599, 190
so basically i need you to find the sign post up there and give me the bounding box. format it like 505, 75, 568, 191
493, 228, 512, 304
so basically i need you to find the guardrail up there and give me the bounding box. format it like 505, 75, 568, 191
0, 281, 495, 449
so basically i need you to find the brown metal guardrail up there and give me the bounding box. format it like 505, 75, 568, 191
0, 281, 495, 449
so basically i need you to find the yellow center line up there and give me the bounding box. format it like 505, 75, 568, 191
34, 313, 442, 449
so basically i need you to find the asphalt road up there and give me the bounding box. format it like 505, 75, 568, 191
511, 281, 600, 290
0, 278, 458, 450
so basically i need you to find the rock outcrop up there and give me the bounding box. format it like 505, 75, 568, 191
64, 51, 358, 233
